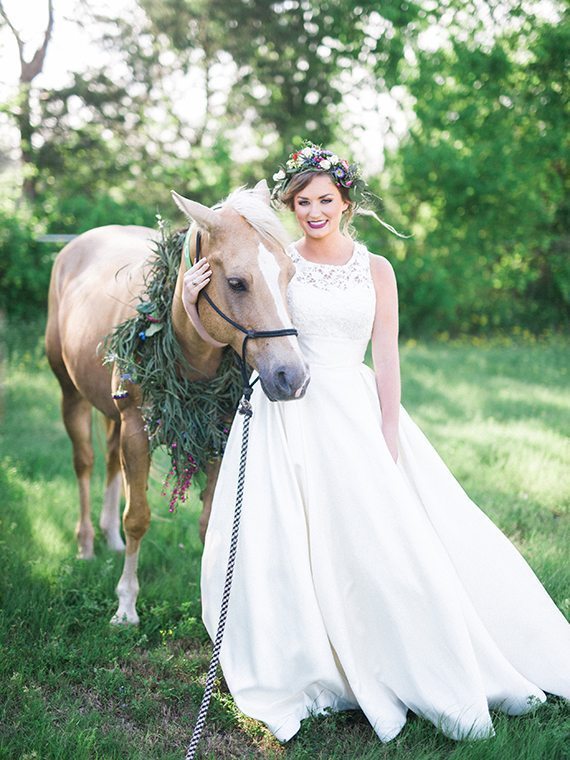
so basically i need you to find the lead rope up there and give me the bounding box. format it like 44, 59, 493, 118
182, 225, 298, 758
185, 389, 253, 760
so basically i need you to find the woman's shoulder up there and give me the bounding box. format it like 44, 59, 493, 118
366, 250, 397, 290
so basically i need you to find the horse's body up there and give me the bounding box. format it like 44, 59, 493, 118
45, 183, 309, 624
47, 225, 154, 421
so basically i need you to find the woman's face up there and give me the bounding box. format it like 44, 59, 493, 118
293, 173, 349, 240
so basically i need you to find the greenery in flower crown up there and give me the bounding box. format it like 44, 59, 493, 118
103, 222, 243, 511
271, 140, 366, 202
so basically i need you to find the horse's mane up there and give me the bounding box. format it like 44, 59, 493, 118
219, 186, 291, 252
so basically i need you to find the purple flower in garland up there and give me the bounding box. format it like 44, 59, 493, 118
162, 449, 198, 513
139, 331, 147, 341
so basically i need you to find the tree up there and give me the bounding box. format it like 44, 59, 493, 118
0, 0, 54, 201
139, 0, 429, 168
384, 1, 569, 333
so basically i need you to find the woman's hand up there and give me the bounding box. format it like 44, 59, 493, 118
182, 258, 211, 310
181, 258, 227, 348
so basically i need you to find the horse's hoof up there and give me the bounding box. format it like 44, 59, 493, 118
76, 526, 95, 559
110, 610, 139, 626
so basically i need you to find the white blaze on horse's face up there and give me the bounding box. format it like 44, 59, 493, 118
246, 241, 309, 401
256, 241, 300, 355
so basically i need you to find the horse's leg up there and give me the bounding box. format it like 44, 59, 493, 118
100, 418, 125, 552
46, 315, 96, 559
111, 400, 151, 625
199, 458, 222, 543
61, 390, 96, 559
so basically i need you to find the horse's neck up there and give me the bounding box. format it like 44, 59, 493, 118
171, 272, 224, 380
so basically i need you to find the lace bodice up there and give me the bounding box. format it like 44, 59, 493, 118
286, 242, 376, 367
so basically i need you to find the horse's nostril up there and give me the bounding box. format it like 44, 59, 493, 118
264, 365, 309, 401
275, 369, 291, 394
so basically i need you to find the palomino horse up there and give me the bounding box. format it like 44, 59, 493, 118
45, 181, 309, 624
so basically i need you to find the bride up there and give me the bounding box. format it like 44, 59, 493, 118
182, 142, 570, 743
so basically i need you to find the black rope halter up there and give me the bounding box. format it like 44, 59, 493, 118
186, 228, 299, 405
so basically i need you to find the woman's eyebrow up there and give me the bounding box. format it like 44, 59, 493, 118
297, 193, 334, 200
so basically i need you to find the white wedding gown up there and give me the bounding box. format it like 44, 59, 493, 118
201, 241, 570, 743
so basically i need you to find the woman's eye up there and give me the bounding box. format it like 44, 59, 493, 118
321, 199, 332, 204
227, 278, 247, 292
298, 200, 309, 206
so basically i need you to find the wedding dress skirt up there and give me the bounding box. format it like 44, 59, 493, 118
201, 242, 570, 743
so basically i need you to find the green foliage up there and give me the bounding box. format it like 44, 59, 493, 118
386, 6, 570, 335
0, 210, 51, 318
0, 195, 158, 321
36, 70, 139, 197
44, 193, 157, 235
1, 1, 569, 334
161, 135, 239, 207
139, 0, 426, 166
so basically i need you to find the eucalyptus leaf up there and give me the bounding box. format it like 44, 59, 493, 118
144, 322, 163, 337
136, 302, 156, 315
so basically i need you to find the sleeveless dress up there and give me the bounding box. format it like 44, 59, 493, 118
201, 241, 570, 742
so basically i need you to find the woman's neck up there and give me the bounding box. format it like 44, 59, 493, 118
297, 231, 353, 263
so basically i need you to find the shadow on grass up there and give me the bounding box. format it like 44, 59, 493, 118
401, 341, 569, 436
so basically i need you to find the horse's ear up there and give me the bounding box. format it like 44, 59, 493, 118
253, 179, 271, 205
171, 191, 219, 230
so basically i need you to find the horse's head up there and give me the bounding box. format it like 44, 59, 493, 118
172, 181, 310, 401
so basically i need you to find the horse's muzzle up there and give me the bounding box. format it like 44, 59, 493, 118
260, 362, 311, 401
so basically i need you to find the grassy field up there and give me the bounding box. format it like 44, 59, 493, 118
1, 320, 569, 760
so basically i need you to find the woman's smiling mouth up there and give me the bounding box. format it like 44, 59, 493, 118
307, 220, 328, 229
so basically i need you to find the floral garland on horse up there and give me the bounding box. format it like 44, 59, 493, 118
103, 223, 243, 511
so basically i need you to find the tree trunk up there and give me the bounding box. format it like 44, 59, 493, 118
17, 83, 36, 201
0, 0, 54, 202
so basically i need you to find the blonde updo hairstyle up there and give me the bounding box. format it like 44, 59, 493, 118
277, 170, 356, 233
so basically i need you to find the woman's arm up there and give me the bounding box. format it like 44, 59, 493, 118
182, 259, 228, 348
369, 253, 401, 463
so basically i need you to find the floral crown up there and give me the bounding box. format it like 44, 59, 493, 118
271, 141, 365, 201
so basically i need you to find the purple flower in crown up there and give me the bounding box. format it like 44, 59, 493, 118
271, 140, 365, 201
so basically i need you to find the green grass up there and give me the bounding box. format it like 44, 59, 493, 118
1, 320, 569, 759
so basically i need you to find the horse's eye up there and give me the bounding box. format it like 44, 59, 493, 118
227, 278, 247, 292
